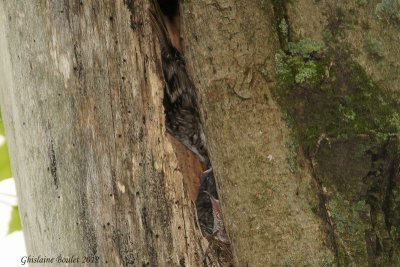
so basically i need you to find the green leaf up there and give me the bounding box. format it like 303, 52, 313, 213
8, 205, 22, 234
0, 142, 12, 181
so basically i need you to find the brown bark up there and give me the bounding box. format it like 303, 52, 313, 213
285, 1, 400, 266
181, 1, 334, 266
3, 0, 398, 266
179, 0, 400, 266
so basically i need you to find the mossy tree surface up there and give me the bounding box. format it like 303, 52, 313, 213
277, 0, 400, 266
1, 0, 399, 266
182, 0, 399, 266
182, 0, 335, 266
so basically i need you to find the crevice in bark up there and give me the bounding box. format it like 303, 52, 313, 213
308, 144, 341, 264
272, 1, 400, 265
48, 136, 59, 189
150, 1, 234, 265
150, 0, 204, 210
384, 151, 400, 241
271, 0, 290, 50
272, 1, 340, 263
310, 136, 400, 266
363, 138, 400, 266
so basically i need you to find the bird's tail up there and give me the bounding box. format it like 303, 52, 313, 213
149, 0, 172, 53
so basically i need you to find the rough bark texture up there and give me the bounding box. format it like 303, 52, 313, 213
181, 0, 400, 266
181, 1, 335, 266
0, 1, 210, 266
284, 1, 400, 266
1, 0, 399, 266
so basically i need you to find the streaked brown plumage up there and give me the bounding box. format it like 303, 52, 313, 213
150, 0, 228, 243
149, 0, 209, 166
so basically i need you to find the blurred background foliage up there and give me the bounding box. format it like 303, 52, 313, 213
0, 109, 22, 234
0, 110, 12, 180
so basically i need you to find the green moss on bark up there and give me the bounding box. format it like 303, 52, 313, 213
328, 197, 370, 266
275, 42, 400, 149
274, 34, 400, 265
272, 1, 400, 265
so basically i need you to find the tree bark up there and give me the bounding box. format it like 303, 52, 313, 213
1, 0, 399, 266
0, 1, 208, 266
283, 1, 400, 266
181, 1, 334, 266
182, 0, 400, 266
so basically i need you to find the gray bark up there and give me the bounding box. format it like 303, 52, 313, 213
3, 0, 397, 266
0, 1, 208, 266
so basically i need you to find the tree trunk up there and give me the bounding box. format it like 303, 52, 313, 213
0, 1, 208, 266
181, 1, 334, 266
1, 0, 399, 266
182, 0, 400, 266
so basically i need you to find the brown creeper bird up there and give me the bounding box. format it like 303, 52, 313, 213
150, 0, 228, 243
